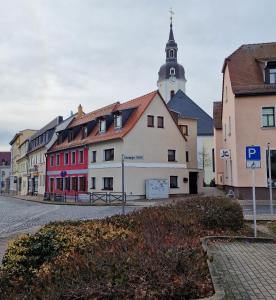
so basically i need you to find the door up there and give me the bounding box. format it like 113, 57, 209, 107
189, 172, 198, 194
50, 178, 54, 193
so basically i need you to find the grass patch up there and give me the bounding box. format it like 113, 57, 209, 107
0, 197, 248, 299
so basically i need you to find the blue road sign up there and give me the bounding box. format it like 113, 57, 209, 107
246, 146, 261, 161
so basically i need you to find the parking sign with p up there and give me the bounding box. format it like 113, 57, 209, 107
246, 146, 261, 168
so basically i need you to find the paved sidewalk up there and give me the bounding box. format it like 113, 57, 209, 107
209, 241, 276, 299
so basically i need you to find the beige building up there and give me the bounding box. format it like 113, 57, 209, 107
17, 139, 29, 195
214, 42, 276, 199
9, 129, 36, 194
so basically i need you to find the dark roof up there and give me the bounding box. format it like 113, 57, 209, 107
223, 42, 276, 96
213, 102, 223, 129
28, 116, 63, 153
167, 90, 214, 136
0, 152, 11, 165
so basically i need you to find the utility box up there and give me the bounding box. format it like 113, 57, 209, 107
146, 179, 169, 200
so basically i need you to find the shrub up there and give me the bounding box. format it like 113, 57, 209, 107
0, 197, 244, 299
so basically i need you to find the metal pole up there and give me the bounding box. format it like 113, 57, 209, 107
121, 154, 125, 215
252, 164, 257, 237
268, 142, 273, 215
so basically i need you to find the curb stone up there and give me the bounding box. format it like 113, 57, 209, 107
199, 236, 275, 300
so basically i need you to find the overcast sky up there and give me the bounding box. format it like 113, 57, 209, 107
0, 0, 275, 151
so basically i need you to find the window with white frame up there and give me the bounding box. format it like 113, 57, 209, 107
170, 67, 175, 75
79, 150, 84, 164
103, 177, 113, 190
114, 113, 122, 129
99, 119, 106, 133
169, 49, 174, 58
64, 152, 69, 165
91, 177, 96, 189
56, 154, 60, 166
269, 68, 276, 84
71, 151, 76, 164
262, 107, 275, 127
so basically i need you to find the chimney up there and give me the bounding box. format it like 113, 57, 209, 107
77, 104, 83, 118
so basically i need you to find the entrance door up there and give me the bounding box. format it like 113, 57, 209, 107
50, 178, 54, 193
189, 172, 198, 194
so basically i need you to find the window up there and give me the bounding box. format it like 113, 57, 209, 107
50, 155, 54, 166
180, 125, 188, 135
65, 177, 70, 190
114, 114, 122, 129
168, 150, 176, 162
72, 177, 78, 191
157, 116, 164, 128
262, 107, 275, 127
57, 134, 63, 145
169, 49, 174, 58
56, 154, 60, 166
186, 151, 189, 162
82, 126, 88, 139
79, 150, 84, 164
170, 176, 178, 188
266, 150, 276, 187
269, 68, 276, 84
147, 115, 154, 127
64, 152, 69, 165
170, 68, 175, 75
104, 149, 114, 161
91, 177, 96, 189
56, 178, 63, 190
99, 119, 106, 133
68, 130, 74, 142
91, 151, 97, 163
103, 177, 113, 190
71, 151, 76, 164
79, 177, 86, 192
170, 90, 175, 99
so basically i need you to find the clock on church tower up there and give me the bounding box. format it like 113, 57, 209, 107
157, 14, 187, 103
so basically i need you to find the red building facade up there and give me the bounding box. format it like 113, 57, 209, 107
46, 146, 88, 196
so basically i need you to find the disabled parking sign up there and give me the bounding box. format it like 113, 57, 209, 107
246, 146, 261, 168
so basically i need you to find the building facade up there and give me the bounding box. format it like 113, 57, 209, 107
0, 152, 11, 193
27, 116, 63, 195
214, 42, 276, 199
9, 129, 37, 194
46, 91, 202, 199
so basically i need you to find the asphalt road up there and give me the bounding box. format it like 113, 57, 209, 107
0, 195, 137, 238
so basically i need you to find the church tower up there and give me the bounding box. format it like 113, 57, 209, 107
157, 15, 186, 103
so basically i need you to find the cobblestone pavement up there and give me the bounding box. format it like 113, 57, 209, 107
209, 242, 276, 299
0, 195, 137, 261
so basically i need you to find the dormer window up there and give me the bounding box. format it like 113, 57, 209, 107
170, 68, 175, 75
57, 133, 63, 145
99, 119, 106, 133
68, 130, 73, 142
82, 125, 88, 139
114, 113, 122, 129
266, 62, 276, 84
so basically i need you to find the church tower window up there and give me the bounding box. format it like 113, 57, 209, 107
170, 68, 175, 75
170, 90, 175, 99
169, 49, 174, 58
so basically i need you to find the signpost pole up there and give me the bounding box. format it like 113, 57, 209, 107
121, 154, 125, 215
252, 163, 257, 237
268, 142, 273, 216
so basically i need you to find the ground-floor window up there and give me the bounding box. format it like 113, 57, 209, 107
91, 177, 96, 189
79, 176, 86, 192
267, 150, 276, 187
72, 177, 78, 191
103, 177, 113, 190
56, 178, 63, 190
170, 176, 178, 188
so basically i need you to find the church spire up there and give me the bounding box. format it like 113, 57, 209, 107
165, 9, 178, 63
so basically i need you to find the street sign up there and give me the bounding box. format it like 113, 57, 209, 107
246, 146, 261, 169
123, 155, 144, 160
246, 145, 261, 237
60, 171, 67, 177
220, 149, 231, 159
246, 146, 261, 161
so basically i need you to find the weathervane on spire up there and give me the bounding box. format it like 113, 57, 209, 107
169, 7, 174, 25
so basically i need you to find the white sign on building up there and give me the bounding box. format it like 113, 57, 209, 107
220, 149, 231, 159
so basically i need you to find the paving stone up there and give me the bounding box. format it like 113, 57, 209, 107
209, 241, 276, 299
